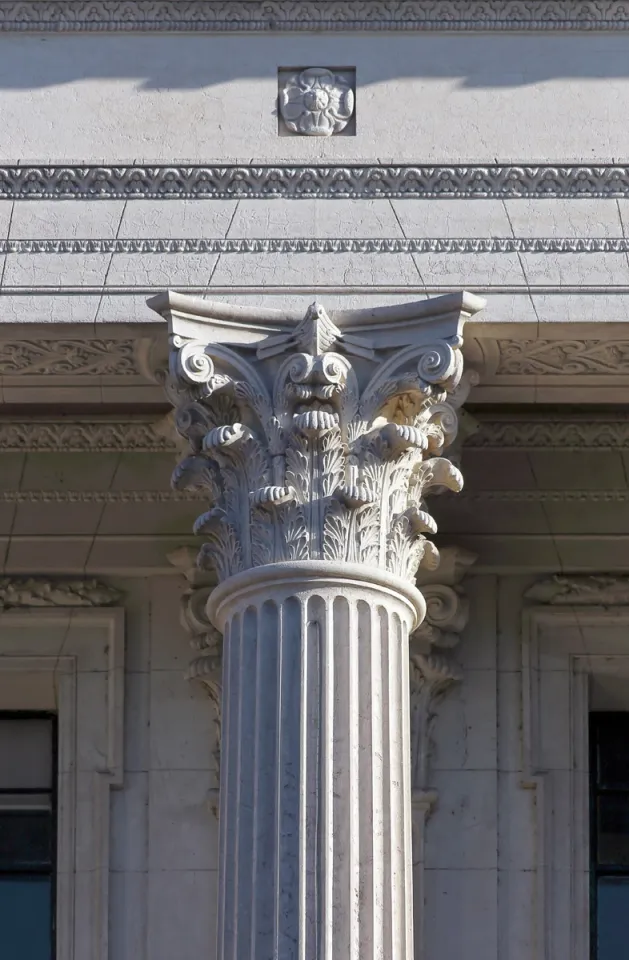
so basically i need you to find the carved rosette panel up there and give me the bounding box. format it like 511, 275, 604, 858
279, 67, 354, 136
166, 301, 468, 591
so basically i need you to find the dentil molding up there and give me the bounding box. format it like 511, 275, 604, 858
4, 165, 629, 199
0, 1, 626, 32
8, 237, 629, 254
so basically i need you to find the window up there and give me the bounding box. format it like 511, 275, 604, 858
590, 712, 629, 960
0, 714, 56, 960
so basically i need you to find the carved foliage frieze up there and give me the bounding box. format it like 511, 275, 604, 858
0, 340, 138, 376
526, 575, 629, 605
467, 416, 629, 449
0, 578, 120, 609
0, 419, 176, 451
6, 165, 629, 200
0, 2, 627, 33
495, 340, 629, 376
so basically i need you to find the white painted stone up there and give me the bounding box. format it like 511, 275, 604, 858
106, 252, 218, 287
9, 200, 126, 239
149, 669, 217, 771
228, 198, 404, 239
425, 769, 498, 870
2, 34, 629, 162
110, 771, 149, 873
3, 252, 110, 287
147, 870, 218, 960
430, 667, 498, 772
391, 198, 514, 239
157, 290, 482, 959
207, 250, 423, 287
424, 868, 498, 959
148, 769, 219, 871
109, 871, 148, 960
118, 200, 238, 239
504, 198, 625, 238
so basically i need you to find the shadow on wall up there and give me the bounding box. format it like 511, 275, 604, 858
4, 33, 629, 90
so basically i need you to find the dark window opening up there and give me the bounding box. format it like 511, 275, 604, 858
0, 713, 56, 960
590, 712, 629, 960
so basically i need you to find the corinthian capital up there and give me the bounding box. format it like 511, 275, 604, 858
150, 291, 484, 587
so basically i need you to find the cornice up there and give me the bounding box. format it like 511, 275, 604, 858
0, 1, 626, 32
7, 237, 629, 254
5, 165, 629, 199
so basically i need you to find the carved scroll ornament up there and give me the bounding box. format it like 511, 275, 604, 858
164, 298, 481, 590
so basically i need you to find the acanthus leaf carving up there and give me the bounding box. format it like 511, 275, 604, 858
167, 548, 223, 813
410, 545, 477, 793
161, 297, 482, 589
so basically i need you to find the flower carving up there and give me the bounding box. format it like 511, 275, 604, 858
279, 67, 354, 137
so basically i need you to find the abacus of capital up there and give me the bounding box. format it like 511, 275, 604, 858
150, 290, 484, 960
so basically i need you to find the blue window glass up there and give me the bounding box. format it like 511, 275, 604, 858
0, 715, 55, 960
0, 877, 52, 960
597, 877, 629, 960
591, 713, 629, 960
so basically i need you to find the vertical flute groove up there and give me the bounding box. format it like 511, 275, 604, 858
322, 596, 334, 960
349, 597, 360, 960
357, 599, 374, 960
400, 615, 414, 960
217, 582, 415, 960
217, 620, 231, 960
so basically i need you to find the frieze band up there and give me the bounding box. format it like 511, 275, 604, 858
5, 165, 629, 199
7, 237, 629, 254
0, 1, 627, 32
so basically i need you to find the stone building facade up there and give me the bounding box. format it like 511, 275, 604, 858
2, 3, 629, 959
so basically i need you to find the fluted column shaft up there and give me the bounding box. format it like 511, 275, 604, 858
208, 561, 425, 960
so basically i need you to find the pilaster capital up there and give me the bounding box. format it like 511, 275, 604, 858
151, 292, 484, 599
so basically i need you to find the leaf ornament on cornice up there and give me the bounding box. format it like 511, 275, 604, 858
496, 340, 629, 376
0, 340, 138, 377
526, 575, 629, 606
166, 299, 469, 586
0, 2, 627, 34
0, 578, 121, 609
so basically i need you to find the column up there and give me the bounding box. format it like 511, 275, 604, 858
152, 290, 484, 960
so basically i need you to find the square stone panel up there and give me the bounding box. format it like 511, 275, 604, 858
278, 67, 356, 137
